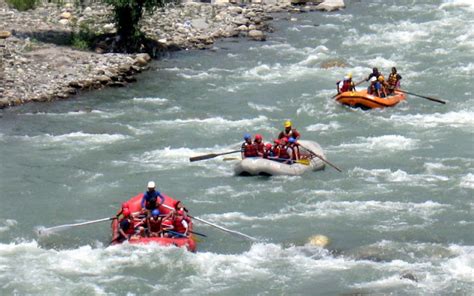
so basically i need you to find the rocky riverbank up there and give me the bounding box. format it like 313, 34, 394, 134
0, 0, 345, 109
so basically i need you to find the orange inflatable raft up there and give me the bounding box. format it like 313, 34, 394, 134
334, 90, 406, 109
111, 193, 197, 252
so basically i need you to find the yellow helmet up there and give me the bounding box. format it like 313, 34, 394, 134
378, 75, 384, 82
347, 73, 352, 79
284, 120, 292, 128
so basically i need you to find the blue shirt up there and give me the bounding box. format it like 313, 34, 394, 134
141, 190, 165, 208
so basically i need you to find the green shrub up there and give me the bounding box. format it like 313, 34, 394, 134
6, 0, 37, 11
71, 22, 96, 50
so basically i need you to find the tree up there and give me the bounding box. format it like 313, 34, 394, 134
103, 0, 175, 52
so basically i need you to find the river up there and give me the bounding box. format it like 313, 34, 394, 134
0, 0, 473, 295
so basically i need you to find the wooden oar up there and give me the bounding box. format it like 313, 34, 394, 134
190, 150, 241, 162
354, 79, 366, 86
398, 89, 446, 104
299, 145, 342, 172
38, 217, 116, 235
161, 204, 257, 241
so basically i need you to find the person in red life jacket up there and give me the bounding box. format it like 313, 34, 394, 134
254, 134, 265, 157
263, 143, 273, 158
278, 121, 301, 140
173, 210, 190, 237
268, 139, 281, 160
116, 202, 129, 220
288, 137, 301, 161
278, 137, 292, 163
117, 208, 137, 242
160, 213, 175, 238
387, 67, 402, 94
141, 181, 165, 216
147, 209, 163, 237
241, 133, 258, 159
173, 200, 189, 215
336, 73, 356, 94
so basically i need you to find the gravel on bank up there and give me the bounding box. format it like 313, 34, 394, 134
0, 0, 345, 109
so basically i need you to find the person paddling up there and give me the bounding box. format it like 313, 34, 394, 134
336, 73, 356, 94
254, 134, 265, 157
278, 121, 301, 140
387, 67, 402, 94
141, 181, 165, 216
366, 67, 382, 82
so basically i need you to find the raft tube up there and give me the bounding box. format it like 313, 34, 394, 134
234, 140, 325, 176
111, 193, 197, 252
334, 90, 406, 109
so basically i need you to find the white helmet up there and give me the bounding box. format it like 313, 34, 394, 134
147, 181, 156, 188
344, 75, 350, 80
370, 76, 377, 82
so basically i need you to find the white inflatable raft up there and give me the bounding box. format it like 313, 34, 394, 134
234, 140, 326, 176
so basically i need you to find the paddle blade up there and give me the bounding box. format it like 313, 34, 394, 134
189, 153, 217, 162
296, 159, 310, 165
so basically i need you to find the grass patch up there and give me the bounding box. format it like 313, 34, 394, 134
6, 0, 37, 11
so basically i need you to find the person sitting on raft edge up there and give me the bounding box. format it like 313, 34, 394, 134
278, 120, 301, 140
141, 181, 165, 216
337, 73, 356, 94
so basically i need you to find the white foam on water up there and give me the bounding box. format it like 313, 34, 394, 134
0, 219, 17, 233
132, 97, 169, 104
460, 173, 474, 189
387, 111, 474, 128
154, 115, 268, 130
15, 132, 130, 148
306, 121, 341, 132
21, 110, 105, 116
440, 0, 474, 11
351, 167, 449, 184
247, 102, 282, 112
201, 200, 446, 226
441, 245, 474, 282
177, 71, 220, 80
333, 135, 419, 152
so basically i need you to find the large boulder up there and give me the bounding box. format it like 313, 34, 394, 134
0, 31, 11, 39
248, 30, 266, 41
315, 0, 345, 11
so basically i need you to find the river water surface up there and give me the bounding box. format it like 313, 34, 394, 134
1, 0, 473, 295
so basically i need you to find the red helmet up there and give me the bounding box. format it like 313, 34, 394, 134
254, 134, 263, 141
273, 139, 280, 144
280, 137, 288, 143
122, 208, 131, 217
265, 143, 272, 149
121, 202, 129, 209
177, 210, 185, 216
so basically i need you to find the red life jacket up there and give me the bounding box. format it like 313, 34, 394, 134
148, 217, 161, 233
279, 146, 291, 159
161, 218, 174, 230
255, 142, 265, 155
242, 142, 258, 157
173, 216, 189, 233
120, 218, 136, 235
340, 80, 353, 92
279, 129, 301, 140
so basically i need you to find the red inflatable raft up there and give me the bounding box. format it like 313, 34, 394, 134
111, 193, 197, 252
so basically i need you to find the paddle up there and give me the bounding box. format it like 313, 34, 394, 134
268, 158, 310, 165
161, 204, 257, 241
398, 89, 446, 104
190, 150, 241, 162
299, 145, 342, 172
354, 79, 366, 86
38, 217, 116, 235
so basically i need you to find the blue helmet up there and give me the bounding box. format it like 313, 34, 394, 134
244, 133, 251, 140
151, 209, 160, 217
289, 137, 296, 143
